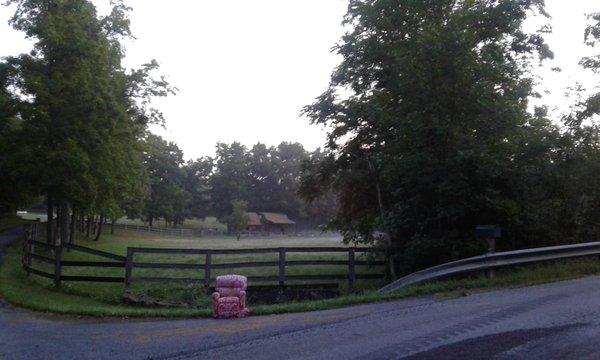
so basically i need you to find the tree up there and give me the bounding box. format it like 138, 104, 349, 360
209, 142, 250, 218
142, 133, 185, 227
225, 200, 249, 240
301, 0, 555, 275
183, 157, 214, 219
0, 61, 32, 215
3, 0, 174, 242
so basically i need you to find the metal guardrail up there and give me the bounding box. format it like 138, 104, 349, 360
378, 241, 600, 294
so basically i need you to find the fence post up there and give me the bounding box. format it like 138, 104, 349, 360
348, 248, 356, 291
23, 225, 31, 276
54, 245, 62, 286
204, 250, 212, 290
125, 248, 134, 290
278, 248, 286, 287
486, 237, 496, 279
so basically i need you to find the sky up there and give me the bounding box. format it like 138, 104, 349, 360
1, 0, 599, 160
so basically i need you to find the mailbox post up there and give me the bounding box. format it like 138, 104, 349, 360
475, 225, 501, 279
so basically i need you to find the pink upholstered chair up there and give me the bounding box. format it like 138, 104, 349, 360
212, 274, 250, 318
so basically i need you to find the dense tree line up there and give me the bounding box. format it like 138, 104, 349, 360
300, 0, 600, 277
141, 138, 337, 229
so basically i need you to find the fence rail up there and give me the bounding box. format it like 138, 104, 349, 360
124, 246, 384, 290
21, 223, 385, 289
111, 223, 196, 237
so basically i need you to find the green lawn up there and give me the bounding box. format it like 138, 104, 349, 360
3, 232, 600, 318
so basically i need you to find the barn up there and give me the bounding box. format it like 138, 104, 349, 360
245, 212, 296, 234
246, 212, 264, 232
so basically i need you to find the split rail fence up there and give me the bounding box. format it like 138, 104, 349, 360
21, 223, 386, 289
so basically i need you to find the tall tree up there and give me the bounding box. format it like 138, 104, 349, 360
183, 157, 214, 219
209, 142, 250, 218
301, 0, 554, 274
4, 0, 174, 242
142, 134, 185, 227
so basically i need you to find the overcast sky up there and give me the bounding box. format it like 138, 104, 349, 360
1, 1, 599, 160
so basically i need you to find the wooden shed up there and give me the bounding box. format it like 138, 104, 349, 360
245, 212, 296, 234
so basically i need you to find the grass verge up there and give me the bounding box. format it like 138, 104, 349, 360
3, 236, 600, 318
0, 216, 32, 233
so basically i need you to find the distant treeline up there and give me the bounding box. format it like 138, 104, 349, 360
141, 136, 336, 229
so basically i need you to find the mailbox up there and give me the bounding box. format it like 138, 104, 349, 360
475, 225, 501, 255
475, 225, 501, 239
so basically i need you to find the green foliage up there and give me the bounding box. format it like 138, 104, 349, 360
225, 200, 250, 238
141, 133, 185, 226
299, 0, 600, 274
1, 0, 173, 241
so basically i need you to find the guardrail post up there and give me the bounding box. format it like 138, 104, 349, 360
54, 245, 62, 286
348, 248, 356, 291
486, 238, 495, 279
204, 250, 212, 290
125, 248, 134, 290
278, 248, 286, 287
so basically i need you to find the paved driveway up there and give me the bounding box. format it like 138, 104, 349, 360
2, 228, 600, 359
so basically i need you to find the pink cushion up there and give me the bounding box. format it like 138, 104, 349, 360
215, 297, 242, 318
215, 275, 247, 289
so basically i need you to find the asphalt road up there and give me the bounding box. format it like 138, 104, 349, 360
2, 228, 600, 359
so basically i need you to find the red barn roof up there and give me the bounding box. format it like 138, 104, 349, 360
246, 212, 262, 226
260, 212, 295, 225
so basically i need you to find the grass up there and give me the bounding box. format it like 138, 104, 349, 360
3, 232, 600, 318
0, 215, 33, 233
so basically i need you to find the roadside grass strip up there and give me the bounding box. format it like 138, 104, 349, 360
3, 233, 600, 318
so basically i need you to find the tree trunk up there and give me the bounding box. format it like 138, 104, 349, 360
148, 216, 153, 227
69, 206, 76, 246
94, 215, 105, 241
46, 193, 53, 244
58, 202, 69, 245
79, 213, 85, 233
111, 218, 115, 234
86, 216, 91, 237
367, 157, 397, 281
92, 216, 97, 235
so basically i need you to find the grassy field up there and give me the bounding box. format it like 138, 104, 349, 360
117, 217, 227, 231
4, 231, 600, 318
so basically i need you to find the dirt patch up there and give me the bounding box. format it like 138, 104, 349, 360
123, 284, 341, 308
245, 284, 340, 305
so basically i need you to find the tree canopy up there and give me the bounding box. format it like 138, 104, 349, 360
1, 0, 173, 243
300, 0, 600, 274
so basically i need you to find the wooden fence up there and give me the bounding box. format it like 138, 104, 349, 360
111, 223, 197, 237
22, 224, 386, 289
